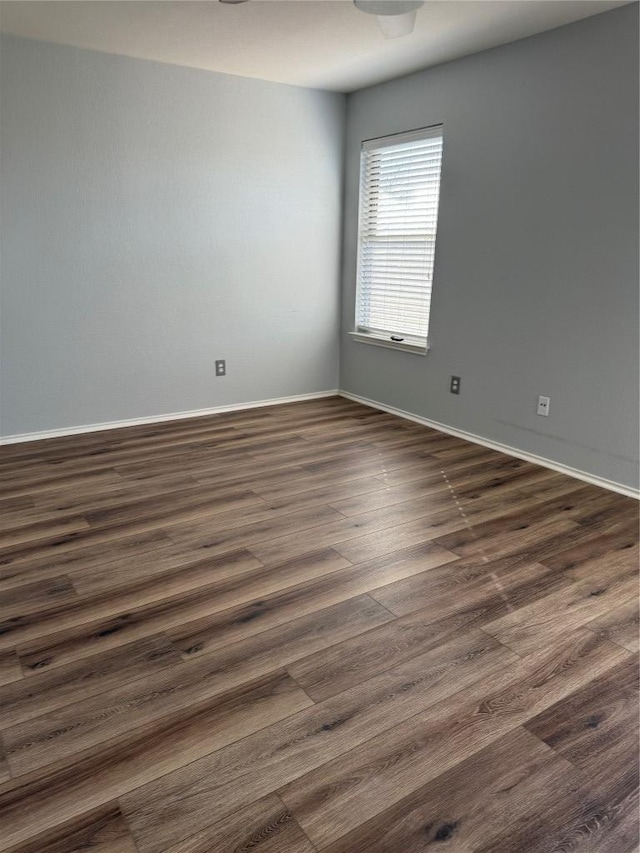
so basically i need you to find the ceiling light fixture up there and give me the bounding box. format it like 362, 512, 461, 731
354, 0, 424, 39
217, 0, 423, 40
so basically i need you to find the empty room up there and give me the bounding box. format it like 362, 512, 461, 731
0, 1, 638, 851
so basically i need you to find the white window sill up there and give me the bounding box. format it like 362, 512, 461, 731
349, 331, 429, 355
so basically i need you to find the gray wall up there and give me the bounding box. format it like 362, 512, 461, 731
0, 36, 345, 436
340, 4, 639, 490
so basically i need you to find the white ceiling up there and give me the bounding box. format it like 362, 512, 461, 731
0, 0, 631, 92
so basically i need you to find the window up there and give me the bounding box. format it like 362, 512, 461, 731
352, 125, 444, 354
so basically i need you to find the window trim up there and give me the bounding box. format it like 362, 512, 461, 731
348, 330, 429, 355
353, 123, 443, 356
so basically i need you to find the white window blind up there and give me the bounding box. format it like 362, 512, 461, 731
355, 125, 443, 350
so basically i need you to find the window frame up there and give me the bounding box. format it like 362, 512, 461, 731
351, 124, 444, 356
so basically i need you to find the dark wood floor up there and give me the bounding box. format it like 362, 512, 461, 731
0, 396, 638, 853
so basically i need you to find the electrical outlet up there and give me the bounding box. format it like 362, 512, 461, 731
537, 395, 550, 416
215, 360, 226, 377
450, 376, 461, 395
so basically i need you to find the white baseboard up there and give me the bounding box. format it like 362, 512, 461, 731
0, 390, 339, 446
340, 391, 640, 500
3, 388, 638, 501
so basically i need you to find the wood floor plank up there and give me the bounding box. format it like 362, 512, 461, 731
562, 541, 640, 583
520, 471, 610, 500
427, 509, 637, 578
539, 523, 640, 574
586, 597, 639, 653
278, 631, 630, 848
10, 625, 506, 783
319, 726, 580, 853
301, 444, 430, 476
20, 434, 307, 477
0, 525, 172, 575
432, 511, 580, 560
30, 472, 202, 511
475, 785, 639, 853
6, 536, 253, 606
169, 593, 392, 671
0, 549, 264, 654
0, 634, 183, 729
576, 497, 639, 531
13, 549, 353, 673
255, 481, 568, 569
288, 559, 572, 700
479, 667, 640, 853
326, 460, 558, 519
446, 466, 561, 500
248, 497, 467, 566
428, 441, 505, 462
0, 397, 636, 853
142, 544, 455, 666
0, 496, 34, 513
121, 455, 307, 489
0, 493, 338, 572
4, 635, 314, 776
0, 470, 126, 501
390, 452, 538, 491
0, 652, 22, 686
524, 654, 639, 792
3, 598, 392, 777
0, 517, 90, 550
247, 439, 390, 471
119, 630, 517, 853
164, 502, 344, 553
81, 484, 266, 530
331, 491, 574, 565
0, 530, 173, 588
6, 805, 138, 853
241, 455, 430, 503
102, 473, 382, 552
253, 472, 394, 516
0, 506, 88, 535
374, 457, 552, 495
69, 542, 264, 598
481, 573, 638, 656
0, 672, 311, 850
0, 576, 77, 621
161, 794, 315, 853
0, 745, 9, 786
20, 477, 254, 532
368, 552, 571, 619
10, 543, 528, 668
327, 477, 462, 517
369, 448, 513, 486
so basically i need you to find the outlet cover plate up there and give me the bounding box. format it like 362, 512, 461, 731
537, 395, 550, 416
